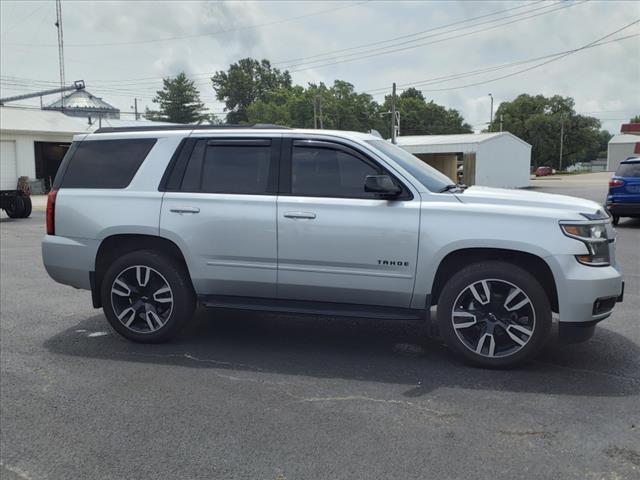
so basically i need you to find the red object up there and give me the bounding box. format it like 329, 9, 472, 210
609, 179, 625, 187
46, 189, 57, 235
621, 123, 640, 134
535, 166, 552, 176
634, 142, 640, 154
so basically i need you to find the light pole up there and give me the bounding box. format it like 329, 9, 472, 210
488, 93, 494, 132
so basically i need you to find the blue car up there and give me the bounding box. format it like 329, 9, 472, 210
606, 157, 640, 225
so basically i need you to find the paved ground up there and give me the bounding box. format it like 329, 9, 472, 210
1, 176, 638, 480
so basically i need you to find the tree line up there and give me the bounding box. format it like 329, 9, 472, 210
146, 57, 635, 170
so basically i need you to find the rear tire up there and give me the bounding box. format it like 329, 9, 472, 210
19, 195, 32, 218
437, 261, 552, 369
5, 196, 25, 218
101, 250, 195, 343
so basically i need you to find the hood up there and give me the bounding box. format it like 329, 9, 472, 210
454, 186, 607, 218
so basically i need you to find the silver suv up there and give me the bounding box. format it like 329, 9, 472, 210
42, 125, 624, 367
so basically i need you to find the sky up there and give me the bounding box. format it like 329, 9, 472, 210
1, 0, 639, 133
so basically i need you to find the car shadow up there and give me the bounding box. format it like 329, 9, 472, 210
44, 307, 640, 399
616, 217, 640, 228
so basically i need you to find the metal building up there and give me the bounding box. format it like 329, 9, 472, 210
44, 89, 120, 120
607, 134, 640, 171
395, 132, 531, 188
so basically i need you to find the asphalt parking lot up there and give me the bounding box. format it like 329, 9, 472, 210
1, 173, 638, 480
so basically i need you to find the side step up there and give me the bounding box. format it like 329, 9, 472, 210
199, 295, 424, 321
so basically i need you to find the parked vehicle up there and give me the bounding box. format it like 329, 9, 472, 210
42, 126, 624, 368
606, 157, 640, 225
1, 141, 32, 218
535, 166, 553, 177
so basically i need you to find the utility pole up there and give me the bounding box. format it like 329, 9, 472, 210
318, 95, 323, 129
391, 82, 397, 144
500, 114, 503, 132
488, 93, 494, 132
132, 98, 140, 120
559, 117, 565, 172
395, 111, 401, 137
55, 0, 65, 111
313, 96, 318, 129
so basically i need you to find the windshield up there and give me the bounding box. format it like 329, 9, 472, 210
616, 161, 640, 177
365, 139, 454, 192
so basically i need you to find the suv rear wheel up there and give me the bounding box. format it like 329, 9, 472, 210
101, 250, 195, 343
437, 261, 552, 368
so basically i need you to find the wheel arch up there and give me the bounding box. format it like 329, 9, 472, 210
92, 234, 192, 308
430, 248, 559, 313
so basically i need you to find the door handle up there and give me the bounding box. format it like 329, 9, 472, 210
170, 207, 200, 214
283, 211, 316, 220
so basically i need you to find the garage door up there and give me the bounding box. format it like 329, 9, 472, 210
1, 140, 18, 191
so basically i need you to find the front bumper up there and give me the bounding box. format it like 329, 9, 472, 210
546, 255, 623, 328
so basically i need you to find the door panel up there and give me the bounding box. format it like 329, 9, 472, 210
277, 196, 420, 306
161, 193, 277, 297
276, 139, 420, 307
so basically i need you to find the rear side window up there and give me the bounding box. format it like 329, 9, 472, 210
180, 139, 274, 195
60, 138, 156, 188
616, 162, 640, 177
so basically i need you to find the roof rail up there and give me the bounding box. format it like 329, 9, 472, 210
93, 124, 291, 134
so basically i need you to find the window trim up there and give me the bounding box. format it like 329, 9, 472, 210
281, 138, 413, 200
161, 137, 281, 195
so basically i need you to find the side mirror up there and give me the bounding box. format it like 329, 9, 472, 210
364, 175, 402, 197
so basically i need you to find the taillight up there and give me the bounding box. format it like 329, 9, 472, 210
609, 179, 625, 187
46, 189, 58, 235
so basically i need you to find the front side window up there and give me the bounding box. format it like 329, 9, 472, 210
291, 145, 380, 198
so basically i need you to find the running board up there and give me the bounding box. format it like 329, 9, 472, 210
199, 295, 424, 321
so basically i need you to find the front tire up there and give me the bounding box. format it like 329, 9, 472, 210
19, 195, 32, 218
5, 195, 25, 218
612, 215, 620, 226
437, 261, 552, 368
101, 250, 195, 343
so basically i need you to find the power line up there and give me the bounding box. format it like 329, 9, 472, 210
415, 19, 640, 92
284, 1, 586, 72
364, 33, 638, 95
3, 1, 369, 48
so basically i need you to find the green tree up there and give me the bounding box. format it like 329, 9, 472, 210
146, 72, 207, 124
379, 88, 472, 137
211, 58, 292, 124
494, 94, 604, 169
630, 115, 640, 123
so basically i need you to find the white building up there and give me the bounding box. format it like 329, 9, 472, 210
607, 134, 640, 171
395, 132, 531, 189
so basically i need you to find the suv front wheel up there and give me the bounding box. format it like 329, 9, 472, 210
101, 250, 195, 343
437, 261, 552, 368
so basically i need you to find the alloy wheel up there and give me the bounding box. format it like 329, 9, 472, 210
110, 265, 174, 334
451, 278, 536, 358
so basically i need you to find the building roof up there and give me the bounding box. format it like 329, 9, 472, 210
609, 133, 640, 145
395, 132, 530, 154
0, 106, 91, 135
620, 123, 640, 134
44, 89, 119, 114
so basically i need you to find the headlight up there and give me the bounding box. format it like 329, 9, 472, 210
560, 222, 610, 266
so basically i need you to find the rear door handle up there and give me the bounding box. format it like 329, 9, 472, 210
170, 207, 200, 214
283, 211, 316, 220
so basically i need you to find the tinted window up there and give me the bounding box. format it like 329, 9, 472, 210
365, 139, 452, 192
60, 138, 156, 188
291, 146, 379, 198
616, 162, 640, 177
200, 144, 271, 194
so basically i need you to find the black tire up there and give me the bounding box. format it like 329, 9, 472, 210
437, 261, 552, 368
612, 215, 620, 226
19, 195, 32, 218
5, 195, 25, 219
101, 250, 195, 343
